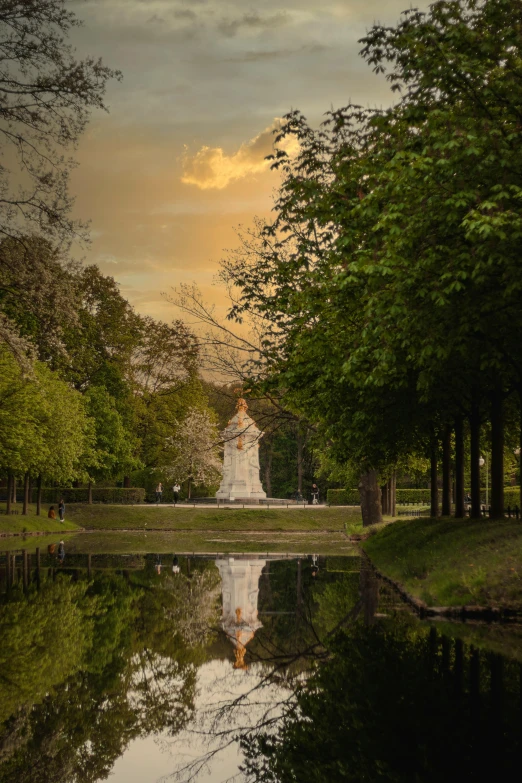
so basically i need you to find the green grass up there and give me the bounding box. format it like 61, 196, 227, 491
363, 516, 522, 608
60, 529, 358, 555
0, 504, 81, 535
61, 503, 362, 532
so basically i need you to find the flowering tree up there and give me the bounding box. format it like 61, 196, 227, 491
164, 408, 222, 498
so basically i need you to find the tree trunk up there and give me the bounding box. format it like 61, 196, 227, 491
264, 445, 273, 499
358, 470, 382, 527
442, 427, 451, 515
454, 416, 465, 518
469, 404, 481, 519
22, 472, 29, 515
36, 474, 42, 517
430, 434, 439, 518
187, 477, 192, 499
88, 481, 93, 505
6, 471, 12, 515
390, 470, 397, 517
381, 483, 388, 515
518, 387, 522, 512
11, 476, 16, 504
490, 385, 504, 518
296, 424, 304, 494
123, 475, 130, 488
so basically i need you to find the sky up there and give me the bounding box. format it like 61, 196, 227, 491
68, 0, 430, 324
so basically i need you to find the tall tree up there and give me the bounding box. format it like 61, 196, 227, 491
0, 0, 120, 247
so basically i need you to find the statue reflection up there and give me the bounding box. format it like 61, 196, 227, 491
215, 557, 266, 669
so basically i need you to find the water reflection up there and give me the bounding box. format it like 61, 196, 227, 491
216, 557, 266, 669
0, 551, 520, 782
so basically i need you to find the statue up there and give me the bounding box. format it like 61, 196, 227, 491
216, 397, 267, 501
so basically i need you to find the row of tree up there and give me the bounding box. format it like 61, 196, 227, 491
219, 0, 522, 523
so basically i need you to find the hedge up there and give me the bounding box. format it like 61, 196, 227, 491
327, 487, 521, 507
326, 489, 360, 505
30, 487, 146, 504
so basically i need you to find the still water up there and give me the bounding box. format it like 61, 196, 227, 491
0, 546, 521, 782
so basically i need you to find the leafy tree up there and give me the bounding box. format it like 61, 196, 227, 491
164, 407, 222, 498
0, 0, 119, 247
0, 347, 90, 510
0, 236, 79, 367
81, 385, 139, 501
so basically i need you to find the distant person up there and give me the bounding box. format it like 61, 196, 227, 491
48, 506, 56, 520
47, 543, 56, 555
172, 554, 180, 574
311, 553, 319, 578
155, 482, 163, 503
155, 554, 162, 575
294, 489, 303, 502
58, 498, 65, 522
57, 540, 65, 564
172, 483, 181, 505
311, 484, 320, 505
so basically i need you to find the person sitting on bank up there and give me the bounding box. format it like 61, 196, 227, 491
48, 506, 56, 519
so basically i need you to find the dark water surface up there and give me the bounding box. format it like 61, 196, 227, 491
0, 545, 521, 782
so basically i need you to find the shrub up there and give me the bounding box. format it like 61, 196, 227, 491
326, 489, 360, 505
31, 487, 146, 504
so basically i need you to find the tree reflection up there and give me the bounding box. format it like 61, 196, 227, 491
0, 561, 221, 782
240, 575, 522, 782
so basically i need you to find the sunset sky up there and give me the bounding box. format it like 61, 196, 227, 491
68, 0, 429, 324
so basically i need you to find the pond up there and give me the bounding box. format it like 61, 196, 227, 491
0, 544, 521, 782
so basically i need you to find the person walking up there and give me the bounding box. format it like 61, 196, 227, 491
155, 482, 163, 503
172, 483, 180, 505
58, 497, 65, 522
311, 484, 320, 505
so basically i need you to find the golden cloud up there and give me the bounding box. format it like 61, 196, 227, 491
181, 119, 299, 190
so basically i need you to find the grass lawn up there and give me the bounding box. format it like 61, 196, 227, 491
0, 504, 82, 535
363, 516, 522, 608
62, 503, 362, 532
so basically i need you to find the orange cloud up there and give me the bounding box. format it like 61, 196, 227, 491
181, 118, 298, 190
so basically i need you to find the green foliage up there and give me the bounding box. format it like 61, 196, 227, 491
326, 489, 360, 505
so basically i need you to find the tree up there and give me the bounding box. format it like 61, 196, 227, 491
81, 385, 139, 502
0, 235, 79, 366
164, 407, 222, 498
0, 346, 89, 513
0, 0, 120, 247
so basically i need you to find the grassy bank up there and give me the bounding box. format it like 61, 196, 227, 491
62, 504, 361, 532
363, 517, 522, 609
0, 505, 82, 535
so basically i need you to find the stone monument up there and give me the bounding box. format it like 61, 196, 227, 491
216, 397, 267, 501
215, 557, 266, 669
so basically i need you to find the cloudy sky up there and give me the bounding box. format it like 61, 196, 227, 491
68, 0, 429, 322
